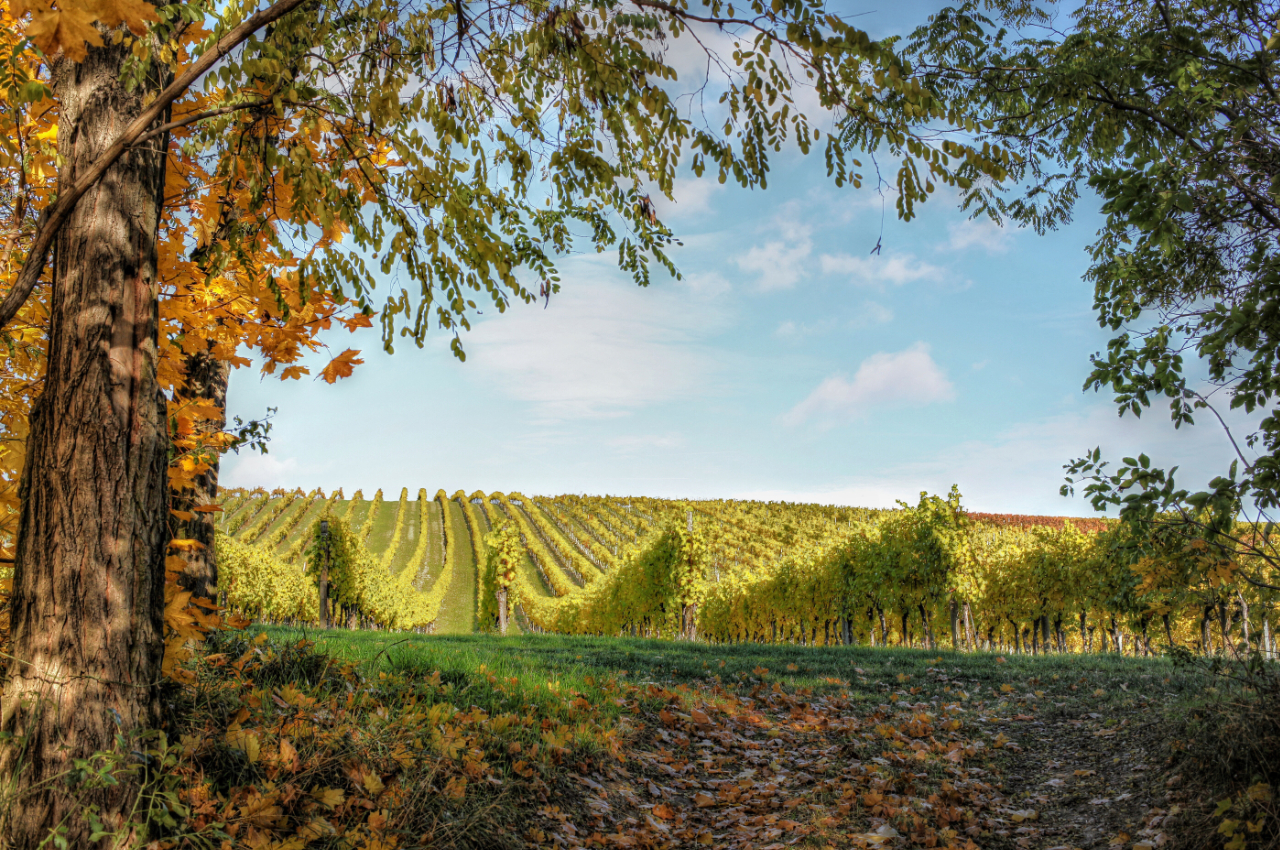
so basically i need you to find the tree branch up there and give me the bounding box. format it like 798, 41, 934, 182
0, 0, 314, 330
133, 99, 273, 146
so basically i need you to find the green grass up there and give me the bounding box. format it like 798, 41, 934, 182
252, 495, 309, 545
276, 496, 329, 554
364, 498, 401, 554
432, 500, 477, 634
254, 626, 1206, 715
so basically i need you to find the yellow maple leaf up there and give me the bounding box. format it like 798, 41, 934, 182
311, 786, 345, 809
320, 348, 363, 383
26, 4, 103, 62
90, 0, 159, 32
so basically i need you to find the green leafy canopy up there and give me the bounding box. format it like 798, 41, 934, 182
898, 0, 1280, 567
165, 0, 1014, 357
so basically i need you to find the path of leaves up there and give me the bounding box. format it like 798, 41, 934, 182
166, 639, 1188, 850
531, 673, 1040, 849
988, 703, 1173, 850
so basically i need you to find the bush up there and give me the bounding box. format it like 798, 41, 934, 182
1167, 651, 1280, 849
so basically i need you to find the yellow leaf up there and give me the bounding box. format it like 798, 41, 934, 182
311, 787, 344, 809
279, 738, 299, 772
362, 771, 385, 797
320, 349, 364, 383
225, 729, 260, 763
25, 5, 103, 62
90, 0, 160, 31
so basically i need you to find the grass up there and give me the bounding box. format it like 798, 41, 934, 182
389, 500, 422, 577
432, 501, 477, 634
254, 626, 1204, 715
277, 496, 329, 554
364, 498, 401, 555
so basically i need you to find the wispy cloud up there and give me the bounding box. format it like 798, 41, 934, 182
775, 317, 840, 339
650, 177, 724, 220
735, 205, 813, 291
606, 433, 687, 452
747, 401, 1249, 514
784, 342, 955, 426
464, 263, 729, 420
819, 252, 943, 288
222, 453, 300, 489
946, 218, 1013, 253
855, 300, 894, 326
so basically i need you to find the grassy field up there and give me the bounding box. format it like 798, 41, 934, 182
211, 626, 1214, 850
257, 625, 1201, 710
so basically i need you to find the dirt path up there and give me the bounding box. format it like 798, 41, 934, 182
985, 703, 1174, 850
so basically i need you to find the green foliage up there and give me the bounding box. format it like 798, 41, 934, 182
901, 0, 1280, 582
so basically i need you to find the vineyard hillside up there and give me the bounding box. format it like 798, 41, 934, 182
213, 486, 1276, 660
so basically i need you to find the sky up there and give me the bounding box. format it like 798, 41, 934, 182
221, 1, 1247, 516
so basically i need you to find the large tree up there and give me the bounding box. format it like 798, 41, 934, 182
0, 0, 1014, 844
895, 0, 1280, 577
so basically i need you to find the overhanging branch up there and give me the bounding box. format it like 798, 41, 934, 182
0, 0, 314, 330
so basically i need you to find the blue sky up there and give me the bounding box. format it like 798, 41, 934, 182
221, 1, 1245, 515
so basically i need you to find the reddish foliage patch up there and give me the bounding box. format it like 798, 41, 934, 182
966, 513, 1113, 533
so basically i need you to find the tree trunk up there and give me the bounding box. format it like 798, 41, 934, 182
681, 603, 698, 641
1264, 612, 1273, 659
171, 352, 231, 602
1238, 590, 1251, 650
0, 33, 171, 850
496, 587, 509, 635
950, 599, 959, 649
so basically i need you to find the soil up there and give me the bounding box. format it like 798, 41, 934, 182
986, 702, 1177, 850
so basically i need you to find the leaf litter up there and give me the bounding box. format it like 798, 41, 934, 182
161, 635, 1207, 850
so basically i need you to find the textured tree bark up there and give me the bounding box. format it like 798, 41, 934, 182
172, 351, 231, 601
0, 35, 170, 850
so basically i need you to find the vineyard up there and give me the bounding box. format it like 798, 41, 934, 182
215, 486, 1278, 657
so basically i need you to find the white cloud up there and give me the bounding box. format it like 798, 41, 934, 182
819, 252, 943, 288
735, 213, 812, 291
680, 271, 731, 297
775, 317, 840, 339
464, 264, 728, 420
744, 402, 1251, 515
856, 300, 894, 326
784, 342, 955, 426
737, 203, 814, 291
650, 177, 723, 220
222, 453, 300, 490
607, 433, 687, 452
946, 218, 1013, 253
